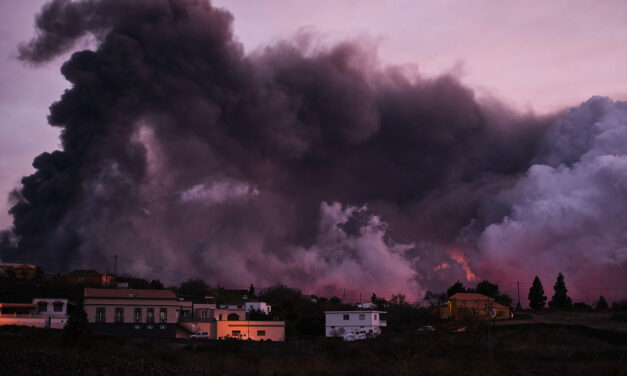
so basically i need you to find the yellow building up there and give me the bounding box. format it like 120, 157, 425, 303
216, 320, 285, 341
441, 293, 510, 321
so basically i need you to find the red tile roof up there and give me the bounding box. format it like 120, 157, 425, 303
66, 269, 104, 277
449, 293, 493, 300
84, 288, 177, 299
448, 293, 508, 309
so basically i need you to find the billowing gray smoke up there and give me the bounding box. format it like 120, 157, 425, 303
3, 0, 625, 301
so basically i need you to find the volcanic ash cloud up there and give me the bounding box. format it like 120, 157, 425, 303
5, 0, 625, 299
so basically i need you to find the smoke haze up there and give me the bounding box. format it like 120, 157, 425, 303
2, 0, 626, 302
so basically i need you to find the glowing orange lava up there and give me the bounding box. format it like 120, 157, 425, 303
447, 248, 477, 282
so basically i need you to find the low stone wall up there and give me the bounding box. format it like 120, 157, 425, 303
0, 316, 67, 329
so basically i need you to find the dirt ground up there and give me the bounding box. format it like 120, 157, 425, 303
0, 312, 626, 375
499, 311, 627, 332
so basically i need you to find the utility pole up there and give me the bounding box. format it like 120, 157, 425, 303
517, 282, 521, 309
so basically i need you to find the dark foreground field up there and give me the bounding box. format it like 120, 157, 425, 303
1, 319, 626, 375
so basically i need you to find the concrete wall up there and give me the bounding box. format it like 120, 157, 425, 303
325, 312, 382, 327
0, 316, 67, 329
90, 323, 176, 338
214, 308, 245, 321
84, 298, 184, 324
179, 321, 217, 339
325, 325, 381, 337
216, 321, 285, 341
324, 311, 385, 338
245, 302, 271, 314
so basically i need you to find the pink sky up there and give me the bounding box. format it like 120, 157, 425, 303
1, 0, 627, 229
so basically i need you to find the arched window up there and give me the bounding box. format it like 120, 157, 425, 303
227, 313, 239, 321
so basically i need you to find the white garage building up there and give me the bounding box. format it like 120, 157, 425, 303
324, 310, 386, 340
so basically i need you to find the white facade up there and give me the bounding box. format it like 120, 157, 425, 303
356, 302, 376, 309
245, 301, 271, 315
32, 298, 69, 317
324, 311, 386, 339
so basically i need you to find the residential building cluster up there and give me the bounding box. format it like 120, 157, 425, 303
0, 263, 512, 342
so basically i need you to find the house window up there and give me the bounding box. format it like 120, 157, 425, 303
147, 308, 154, 323
343, 314, 349, 320
219, 314, 223, 320
232, 330, 241, 337
374, 314, 378, 320
182, 310, 190, 318
201, 310, 207, 319
160, 308, 167, 323
115, 308, 124, 323
257, 330, 266, 336
227, 313, 239, 321
134, 308, 142, 323
53, 303, 63, 312
37, 302, 48, 313
330, 326, 335, 329
359, 314, 365, 320
96, 308, 106, 323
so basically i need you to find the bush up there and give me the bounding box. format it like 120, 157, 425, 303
611, 300, 627, 312
610, 312, 627, 322
63, 304, 91, 344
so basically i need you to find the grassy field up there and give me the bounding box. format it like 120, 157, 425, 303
1, 312, 626, 375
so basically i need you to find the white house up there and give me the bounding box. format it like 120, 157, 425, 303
0, 298, 69, 329
245, 301, 271, 315
356, 302, 376, 309
325, 310, 386, 340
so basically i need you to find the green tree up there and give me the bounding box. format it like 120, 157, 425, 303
549, 272, 572, 310
476, 280, 499, 297
424, 291, 446, 307
447, 281, 466, 298
528, 276, 547, 310
5, 267, 16, 280
34, 266, 44, 283
596, 296, 609, 311
370, 292, 387, 310
179, 279, 209, 297
149, 279, 164, 289
390, 293, 406, 306
63, 304, 91, 344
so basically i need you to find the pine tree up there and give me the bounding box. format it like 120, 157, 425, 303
63, 304, 91, 344
549, 272, 572, 310
596, 296, 609, 311
249, 283, 255, 297
528, 276, 547, 310
447, 281, 466, 298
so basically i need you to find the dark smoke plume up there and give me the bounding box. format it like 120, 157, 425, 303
5, 0, 625, 301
